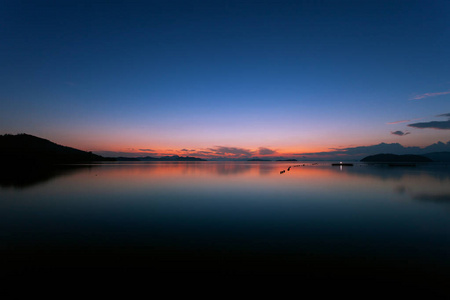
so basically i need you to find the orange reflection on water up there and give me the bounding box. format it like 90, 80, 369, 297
14, 162, 449, 207
58, 162, 370, 198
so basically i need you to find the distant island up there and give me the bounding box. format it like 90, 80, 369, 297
115, 155, 206, 162
361, 153, 433, 163
0, 133, 113, 165
246, 159, 298, 162
422, 152, 450, 162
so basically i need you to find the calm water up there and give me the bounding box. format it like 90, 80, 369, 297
1, 162, 450, 289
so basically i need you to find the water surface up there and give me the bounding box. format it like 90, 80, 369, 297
1, 162, 449, 289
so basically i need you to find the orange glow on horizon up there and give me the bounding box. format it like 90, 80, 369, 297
85, 144, 335, 159
51, 130, 446, 160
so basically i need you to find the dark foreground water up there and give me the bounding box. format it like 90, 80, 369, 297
1, 162, 449, 293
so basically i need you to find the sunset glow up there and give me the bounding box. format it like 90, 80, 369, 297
1, 0, 449, 159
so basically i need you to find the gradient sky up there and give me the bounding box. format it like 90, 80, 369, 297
1, 0, 449, 159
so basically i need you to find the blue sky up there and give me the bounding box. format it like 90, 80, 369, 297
1, 0, 449, 158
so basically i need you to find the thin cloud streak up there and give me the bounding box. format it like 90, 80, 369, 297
410, 91, 450, 100
387, 118, 422, 125
387, 120, 410, 124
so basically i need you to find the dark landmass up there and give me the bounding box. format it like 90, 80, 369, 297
0, 133, 113, 165
115, 155, 206, 161
361, 153, 433, 163
247, 158, 271, 161
276, 159, 298, 161
0, 134, 206, 164
423, 152, 450, 162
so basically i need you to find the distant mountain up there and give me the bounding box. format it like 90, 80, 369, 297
0, 133, 113, 165
276, 159, 298, 161
116, 155, 206, 161
144, 155, 206, 161
361, 153, 433, 163
115, 157, 141, 161
297, 141, 450, 160
422, 152, 450, 162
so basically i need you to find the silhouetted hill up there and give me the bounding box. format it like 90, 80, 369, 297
361, 153, 432, 163
423, 152, 450, 162
0, 133, 113, 165
276, 159, 298, 161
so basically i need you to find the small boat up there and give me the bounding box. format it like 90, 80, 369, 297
331, 162, 353, 166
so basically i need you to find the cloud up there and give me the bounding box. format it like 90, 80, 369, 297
187, 146, 277, 159
407, 113, 450, 130
180, 150, 213, 157
96, 146, 270, 160
258, 147, 277, 155
408, 113, 450, 130
408, 120, 450, 130
410, 91, 450, 100
94, 151, 154, 158
208, 146, 254, 158
391, 131, 410, 136
387, 118, 423, 125
196, 150, 213, 155
387, 120, 410, 125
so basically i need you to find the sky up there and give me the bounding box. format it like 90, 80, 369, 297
1, 0, 449, 159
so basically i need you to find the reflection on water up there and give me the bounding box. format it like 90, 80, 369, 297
412, 193, 450, 203
0, 165, 98, 189
1, 162, 449, 290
